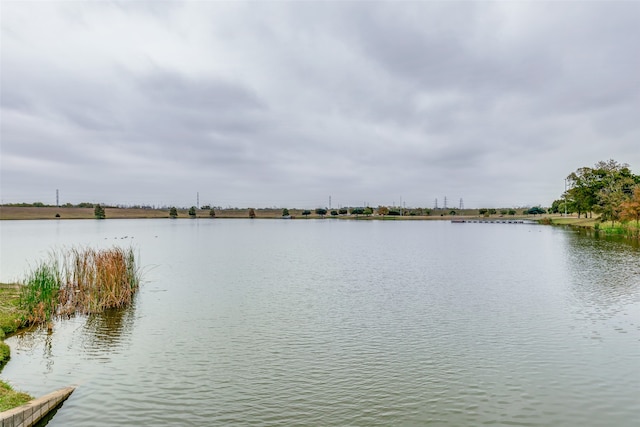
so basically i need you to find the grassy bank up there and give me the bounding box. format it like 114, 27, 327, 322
542, 215, 640, 239
0, 284, 33, 411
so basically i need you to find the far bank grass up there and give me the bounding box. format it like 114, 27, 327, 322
0, 284, 33, 411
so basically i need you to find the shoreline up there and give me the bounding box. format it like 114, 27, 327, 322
0, 284, 34, 411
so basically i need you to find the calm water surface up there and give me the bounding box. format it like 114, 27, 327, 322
0, 219, 639, 426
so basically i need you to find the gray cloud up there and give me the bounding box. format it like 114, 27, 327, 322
1, 1, 639, 208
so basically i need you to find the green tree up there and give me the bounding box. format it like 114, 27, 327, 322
526, 206, 546, 215
565, 160, 637, 219
488, 208, 497, 215
478, 208, 488, 216
188, 206, 197, 218
94, 204, 106, 219
508, 209, 516, 216
330, 210, 338, 216
302, 210, 311, 218
169, 207, 178, 218
338, 208, 348, 215
282, 208, 290, 217
209, 208, 216, 218
364, 207, 373, 216
315, 208, 327, 217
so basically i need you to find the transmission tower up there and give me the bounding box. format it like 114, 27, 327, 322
434, 198, 438, 209
459, 198, 464, 210
444, 196, 447, 209
56, 189, 59, 207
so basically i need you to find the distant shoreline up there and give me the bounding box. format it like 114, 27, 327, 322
1, 206, 531, 221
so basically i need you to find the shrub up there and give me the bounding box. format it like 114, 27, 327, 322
94, 204, 106, 219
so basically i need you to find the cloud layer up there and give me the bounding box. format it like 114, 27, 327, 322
2, 1, 639, 208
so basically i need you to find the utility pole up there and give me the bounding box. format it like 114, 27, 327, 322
56, 189, 59, 207
197, 192, 199, 209
459, 198, 464, 210
444, 196, 447, 210
329, 196, 331, 210
434, 198, 438, 209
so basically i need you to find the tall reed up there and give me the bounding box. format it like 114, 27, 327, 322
19, 262, 60, 324
19, 246, 140, 325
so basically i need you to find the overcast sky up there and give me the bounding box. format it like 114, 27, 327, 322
2, 1, 639, 209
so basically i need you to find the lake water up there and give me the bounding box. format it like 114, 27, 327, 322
1, 219, 639, 426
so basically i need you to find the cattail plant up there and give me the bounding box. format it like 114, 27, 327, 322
20, 246, 140, 326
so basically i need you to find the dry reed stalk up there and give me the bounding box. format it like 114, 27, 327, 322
20, 246, 140, 325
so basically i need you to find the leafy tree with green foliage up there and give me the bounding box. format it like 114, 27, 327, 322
478, 208, 488, 216
526, 206, 546, 215
209, 208, 216, 218
364, 207, 373, 216
201, 205, 211, 210
508, 209, 516, 216
350, 207, 364, 216
169, 207, 178, 218
94, 204, 106, 219
315, 208, 327, 217
282, 208, 290, 217
330, 210, 338, 216
338, 208, 348, 215
189, 206, 197, 217
302, 210, 311, 218
488, 208, 497, 215
565, 159, 638, 219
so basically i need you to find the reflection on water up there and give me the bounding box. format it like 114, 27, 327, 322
81, 296, 137, 361
6, 296, 137, 376
1, 219, 639, 426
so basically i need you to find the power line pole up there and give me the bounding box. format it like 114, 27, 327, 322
56, 189, 59, 207
329, 196, 331, 210
197, 192, 199, 209
434, 198, 438, 209
459, 198, 464, 210
444, 196, 447, 210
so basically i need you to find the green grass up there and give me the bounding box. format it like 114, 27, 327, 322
0, 283, 34, 410
0, 380, 32, 412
